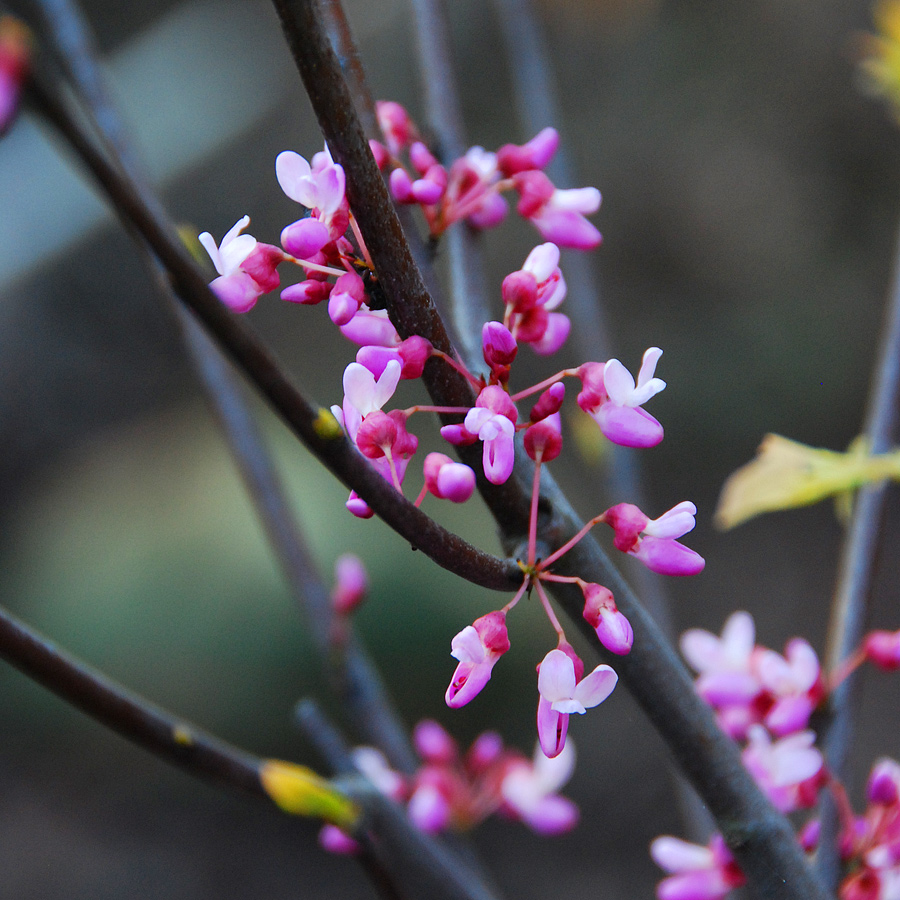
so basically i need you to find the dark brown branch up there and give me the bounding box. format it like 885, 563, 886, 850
271, 4, 829, 897
0, 602, 266, 796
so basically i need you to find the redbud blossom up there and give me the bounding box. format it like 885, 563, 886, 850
483, 321, 518, 379
500, 740, 579, 835
464, 386, 518, 485
531, 383, 566, 422
868, 758, 900, 806
603, 501, 705, 576
536, 647, 618, 758
513, 171, 602, 249
752, 638, 823, 736
423, 453, 476, 503
497, 127, 560, 177
650, 835, 746, 900
864, 629, 900, 670
327, 271, 367, 326
331, 554, 367, 615
199, 216, 281, 313
0, 17, 29, 136
276, 147, 348, 241
577, 348, 666, 448
741, 725, 824, 814
376, 100, 412, 154
444, 147, 507, 229
445, 611, 510, 708
581, 583, 633, 655
413, 720, 458, 766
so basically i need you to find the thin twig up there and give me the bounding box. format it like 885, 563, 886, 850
0, 602, 270, 797
815, 211, 900, 888
271, 4, 829, 896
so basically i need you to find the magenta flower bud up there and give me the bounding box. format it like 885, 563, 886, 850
280, 217, 331, 259
530, 382, 566, 422
346, 491, 374, 519
482, 321, 518, 369
396, 335, 433, 379
532, 209, 602, 250
389, 167, 415, 203
368, 139, 390, 170
466, 731, 504, 772
603, 503, 650, 553
376, 100, 412, 153
863, 629, 900, 670
281, 279, 332, 305
439, 423, 478, 446
497, 127, 560, 176
424, 453, 476, 503
319, 824, 360, 855
356, 346, 401, 379
867, 758, 900, 805
513, 170, 556, 218
240, 243, 284, 293
0, 18, 29, 136
524, 415, 562, 462
413, 720, 458, 765
327, 270, 367, 326
340, 308, 401, 347
633, 536, 705, 577
581, 583, 633, 654
355, 411, 398, 459
331, 554, 368, 615
501, 270, 538, 313
409, 140, 439, 174
411, 169, 447, 205
467, 191, 507, 229
595, 404, 664, 448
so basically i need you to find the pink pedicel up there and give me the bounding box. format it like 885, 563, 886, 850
536, 647, 617, 758
445, 611, 511, 708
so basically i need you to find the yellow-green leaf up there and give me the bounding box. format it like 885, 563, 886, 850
260, 759, 360, 829
715, 434, 900, 530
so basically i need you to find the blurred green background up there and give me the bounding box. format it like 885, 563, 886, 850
1, 0, 900, 897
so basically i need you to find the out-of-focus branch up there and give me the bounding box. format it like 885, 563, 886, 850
271, 3, 829, 897
815, 210, 900, 888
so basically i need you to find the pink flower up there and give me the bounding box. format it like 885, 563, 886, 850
198, 216, 282, 313
650, 835, 746, 900
536, 647, 618, 758
741, 725, 824, 814
375, 100, 413, 154
463, 386, 518, 485
513, 171, 602, 249
276, 147, 348, 242
752, 638, 823, 736
577, 348, 666, 448
444, 146, 507, 229
603, 501, 705, 576
680, 612, 762, 739
333, 360, 402, 442
445, 611, 511, 708
500, 740, 579, 835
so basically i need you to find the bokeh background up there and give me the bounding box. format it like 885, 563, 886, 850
1, 0, 900, 896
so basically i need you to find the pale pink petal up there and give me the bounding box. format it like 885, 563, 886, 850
450, 625, 487, 665
651, 836, 716, 873
595, 403, 664, 448
537, 649, 577, 702
276, 151, 314, 205
536, 695, 568, 758
523, 242, 561, 282
572, 664, 618, 709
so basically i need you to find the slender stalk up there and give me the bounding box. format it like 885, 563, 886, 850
816, 209, 900, 889
271, 4, 829, 896
0, 602, 269, 798
23, 65, 520, 594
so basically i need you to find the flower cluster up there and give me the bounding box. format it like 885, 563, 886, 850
318, 721, 580, 853
371, 102, 601, 249
651, 610, 900, 899
198, 112, 704, 774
